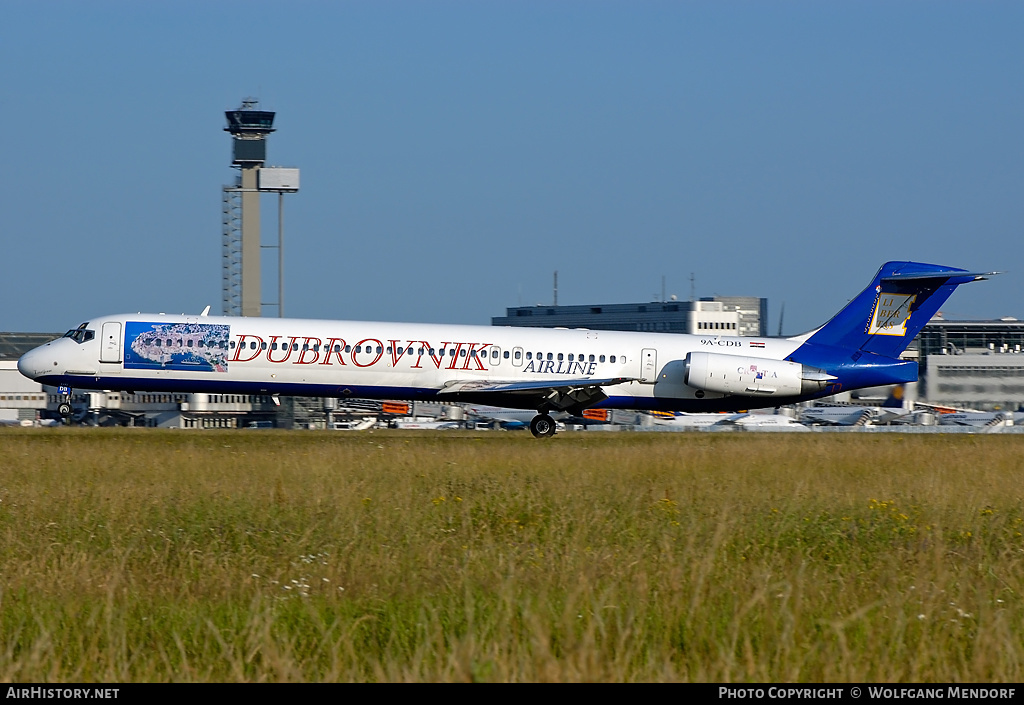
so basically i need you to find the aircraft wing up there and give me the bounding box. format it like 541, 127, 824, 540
438, 377, 637, 414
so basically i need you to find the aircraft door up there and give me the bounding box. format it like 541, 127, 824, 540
512, 346, 524, 367
100, 322, 122, 363
640, 348, 657, 383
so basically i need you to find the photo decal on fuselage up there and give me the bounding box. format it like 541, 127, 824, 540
124, 322, 230, 372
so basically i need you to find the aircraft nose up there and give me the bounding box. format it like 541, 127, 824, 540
17, 346, 47, 381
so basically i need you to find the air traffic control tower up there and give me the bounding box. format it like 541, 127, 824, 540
222, 99, 299, 318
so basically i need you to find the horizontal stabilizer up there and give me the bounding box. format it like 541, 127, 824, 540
881, 270, 998, 282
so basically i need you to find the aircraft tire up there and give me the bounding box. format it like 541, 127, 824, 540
530, 414, 557, 438
58, 402, 72, 417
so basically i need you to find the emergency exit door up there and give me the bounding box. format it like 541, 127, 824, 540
640, 348, 657, 383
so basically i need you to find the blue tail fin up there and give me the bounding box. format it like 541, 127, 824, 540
800, 261, 991, 359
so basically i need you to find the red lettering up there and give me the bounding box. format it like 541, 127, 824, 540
320, 338, 348, 365
446, 343, 466, 370
230, 335, 264, 363
406, 340, 430, 369
266, 335, 297, 363
296, 337, 322, 364
426, 343, 451, 370
352, 338, 384, 368
387, 340, 402, 367
462, 343, 492, 370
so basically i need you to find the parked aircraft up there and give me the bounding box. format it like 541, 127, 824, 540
645, 410, 809, 431
799, 405, 910, 427
18, 261, 992, 437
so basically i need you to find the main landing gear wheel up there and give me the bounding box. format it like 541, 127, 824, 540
530, 414, 557, 438
57, 402, 72, 417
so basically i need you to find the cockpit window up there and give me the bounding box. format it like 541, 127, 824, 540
62, 322, 95, 344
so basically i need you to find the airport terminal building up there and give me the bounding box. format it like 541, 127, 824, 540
492, 296, 768, 337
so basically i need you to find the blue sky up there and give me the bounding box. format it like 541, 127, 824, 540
2, 1, 1021, 335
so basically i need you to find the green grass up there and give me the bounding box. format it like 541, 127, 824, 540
0, 429, 1021, 681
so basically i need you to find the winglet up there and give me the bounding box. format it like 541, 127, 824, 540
200, 305, 211, 317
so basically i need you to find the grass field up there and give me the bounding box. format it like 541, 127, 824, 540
0, 428, 1021, 682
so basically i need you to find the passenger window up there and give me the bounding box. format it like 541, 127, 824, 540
526, 352, 532, 360
547, 353, 553, 361
261, 342, 267, 350
504, 351, 510, 359
514, 351, 521, 360
610, 355, 617, 363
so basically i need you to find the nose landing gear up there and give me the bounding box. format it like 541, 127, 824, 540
529, 413, 557, 438
56, 385, 73, 419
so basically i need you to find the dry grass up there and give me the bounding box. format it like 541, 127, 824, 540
0, 428, 1021, 681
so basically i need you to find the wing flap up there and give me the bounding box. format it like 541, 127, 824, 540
438, 377, 635, 395
437, 377, 638, 414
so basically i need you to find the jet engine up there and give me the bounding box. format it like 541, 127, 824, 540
684, 352, 835, 397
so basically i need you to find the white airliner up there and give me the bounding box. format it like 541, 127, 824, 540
645, 410, 810, 431
18, 261, 992, 437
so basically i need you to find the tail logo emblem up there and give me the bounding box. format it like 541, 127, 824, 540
867, 293, 916, 336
